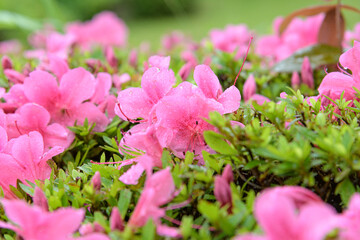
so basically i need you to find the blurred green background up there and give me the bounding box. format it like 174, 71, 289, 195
0, 0, 359, 48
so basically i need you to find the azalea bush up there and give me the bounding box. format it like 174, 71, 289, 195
1, 2, 360, 239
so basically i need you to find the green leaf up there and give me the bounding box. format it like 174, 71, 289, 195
273, 44, 341, 72
198, 200, 219, 223
203, 131, 237, 155
161, 150, 172, 168
141, 219, 156, 240
118, 189, 132, 218
335, 177, 355, 206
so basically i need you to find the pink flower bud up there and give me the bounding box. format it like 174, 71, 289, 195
179, 62, 193, 81
86, 59, 106, 73
128, 49, 138, 68
4, 69, 25, 84
301, 57, 314, 89
113, 73, 131, 90
243, 74, 256, 101
291, 71, 300, 88
79, 222, 105, 235
110, 207, 125, 231
222, 164, 234, 184
214, 176, 232, 212
33, 187, 48, 211
105, 46, 118, 69
91, 171, 101, 191
1, 56, 12, 70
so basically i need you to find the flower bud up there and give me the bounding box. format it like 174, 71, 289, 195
291, 71, 300, 88
105, 46, 118, 69
214, 176, 232, 213
301, 57, 314, 89
33, 187, 48, 211
1, 56, 12, 70
91, 171, 101, 191
128, 49, 138, 68
222, 164, 234, 184
243, 74, 256, 101
4, 69, 25, 84
110, 207, 125, 231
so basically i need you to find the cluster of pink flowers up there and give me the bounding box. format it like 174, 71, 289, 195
1, 7, 360, 239
256, 14, 324, 63
235, 186, 360, 240
115, 55, 241, 184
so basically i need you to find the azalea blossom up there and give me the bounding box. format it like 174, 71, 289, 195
0, 130, 63, 198
235, 186, 339, 240
0, 198, 109, 240
23, 67, 109, 131
128, 168, 180, 237
66, 11, 128, 50
256, 14, 324, 63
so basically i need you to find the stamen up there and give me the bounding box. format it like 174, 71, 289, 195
116, 103, 147, 123
337, 63, 352, 76
234, 36, 253, 86
323, 66, 329, 74
14, 120, 23, 135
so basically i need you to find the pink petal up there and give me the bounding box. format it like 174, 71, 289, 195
339, 41, 360, 82
91, 72, 112, 104
116, 88, 153, 120
47, 55, 69, 79
44, 208, 85, 238
218, 85, 241, 113
318, 72, 355, 95
148, 55, 170, 69
141, 67, 176, 103
0, 126, 8, 152
59, 67, 95, 107
145, 168, 175, 206
250, 94, 271, 105
24, 70, 59, 110
243, 74, 256, 101
119, 163, 145, 185
69, 102, 109, 132
194, 64, 222, 99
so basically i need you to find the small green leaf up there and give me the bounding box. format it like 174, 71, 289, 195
203, 131, 237, 155
141, 219, 156, 240
118, 189, 132, 218
335, 178, 355, 206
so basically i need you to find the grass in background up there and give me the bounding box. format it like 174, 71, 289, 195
0, 0, 359, 48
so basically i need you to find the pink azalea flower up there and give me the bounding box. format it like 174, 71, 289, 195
66, 11, 128, 50
0, 131, 63, 198
318, 41, 360, 106
194, 64, 241, 114
0, 40, 22, 55
155, 82, 221, 159
210, 24, 252, 59
115, 64, 176, 121
5, 103, 73, 149
235, 186, 339, 240
256, 15, 324, 63
0, 198, 109, 240
128, 168, 179, 237
23, 67, 108, 131
1, 84, 29, 113
119, 125, 163, 185
339, 193, 360, 239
